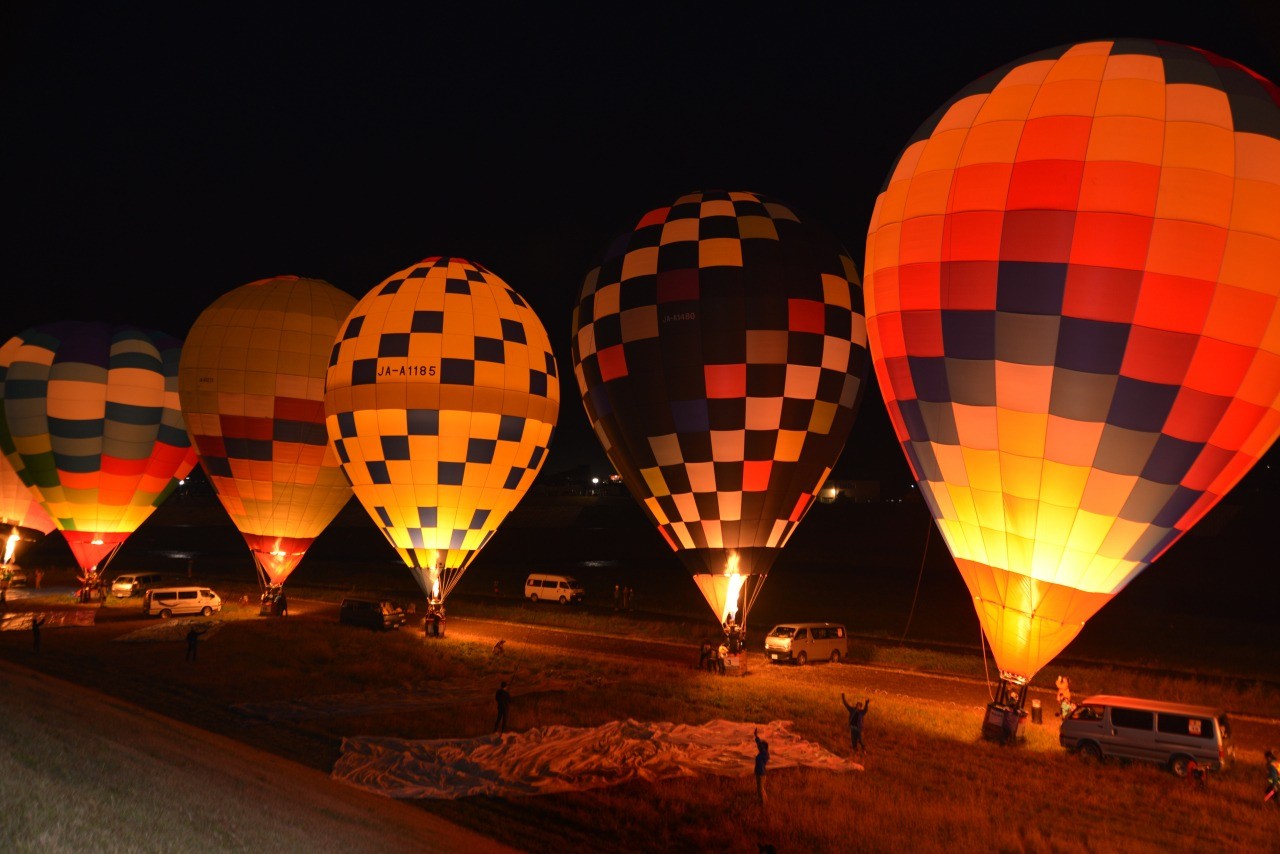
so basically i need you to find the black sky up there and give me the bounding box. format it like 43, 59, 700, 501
3, 1, 1279, 484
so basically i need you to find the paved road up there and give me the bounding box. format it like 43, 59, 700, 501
0, 658, 514, 853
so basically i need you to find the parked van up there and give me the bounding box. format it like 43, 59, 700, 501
764, 622, 847, 666
112, 572, 163, 598
1060, 694, 1234, 776
524, 574, 584, 605
143, 587, 222, 619
339, 597, 407, 630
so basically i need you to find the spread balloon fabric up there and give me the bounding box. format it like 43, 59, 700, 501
324, 257, 559, 602
864, 40, 1280, 680
572, 190, 869, 622
178, 276, 357, 587
0, 322, 198, 572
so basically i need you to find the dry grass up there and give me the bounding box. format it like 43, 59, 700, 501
2, 610, 1277, 853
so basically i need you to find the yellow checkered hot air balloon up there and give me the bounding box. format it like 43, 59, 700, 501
324, 257, 559, 612
179, 276, 357, 592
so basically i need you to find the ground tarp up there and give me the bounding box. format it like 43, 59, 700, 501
332, 719, 861, 799
0, 609, 96, 630
234, 674, 572, 721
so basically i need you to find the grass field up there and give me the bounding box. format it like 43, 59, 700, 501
2, 598, 1278, 853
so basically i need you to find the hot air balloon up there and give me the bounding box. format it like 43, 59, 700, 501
179, 276, 357, 605
0, 451, 55, 568
324, 257, 559, 623
864, 40, 1280, 726
0, 323, 199, 592
571, 190, 869, 646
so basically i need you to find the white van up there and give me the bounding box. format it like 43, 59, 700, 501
524, 574, 584, 605
1060, 694, 1234, 776
764, 622, 848, 666
112, 572, 163, 598
143, 587, 222, 619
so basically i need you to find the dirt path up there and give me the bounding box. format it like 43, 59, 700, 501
0, 658, 513, 853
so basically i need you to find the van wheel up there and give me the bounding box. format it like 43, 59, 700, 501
201, 606, 212, 617
1169, 755, 1193, 778
559, 595, 568, 605
829, 649, 841, 664
159, 609, 172, 620
795, 651, 807, 666
1076, 742, 1102, 763
529, 594, 539, 603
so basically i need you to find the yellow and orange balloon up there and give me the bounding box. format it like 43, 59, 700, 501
325, 257, 559, 604
865, 40, 1280, 681
178, 276, 357, 588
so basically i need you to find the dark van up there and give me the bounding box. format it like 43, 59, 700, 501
339, 597, 407, 631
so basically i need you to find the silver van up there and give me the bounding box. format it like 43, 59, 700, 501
112, 572, 163, 598
143, 587, 222, 619
1060, 694, 1234, 776
764, 622, 847, 666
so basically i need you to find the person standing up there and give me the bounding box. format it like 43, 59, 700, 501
32, 615, 46, 653
1266, 749, 1280, 807
842, 694, 869, 752
185, 626, 208, 661
753, 728, 769, 805
698, 638, 712, 672
716, 640, 728, 675
1055, 675, 1074, 719
494, 680, 512, 733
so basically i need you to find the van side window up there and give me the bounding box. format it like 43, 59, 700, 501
795, 629, 808, 640
1111, 708, 1154, 730
1158, 713, 1212, 738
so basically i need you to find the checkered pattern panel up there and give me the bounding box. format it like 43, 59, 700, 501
325, 257, 559, 580
572, 191, 869, 578
865, 40, 1280, 679
0, 322, 199, 573
178, 276, 357, 586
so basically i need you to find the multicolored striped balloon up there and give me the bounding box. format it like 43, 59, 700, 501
0, 322, 198, 573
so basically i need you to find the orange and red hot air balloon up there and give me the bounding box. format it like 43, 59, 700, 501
865, 41, 1280, 708
179, 277, 357, 595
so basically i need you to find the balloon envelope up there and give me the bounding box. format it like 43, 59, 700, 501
324, 257, 559, 601
0, 323, 199, 572
572, 190, 869, 622
179, 276, 357, 587
864, 40, 1280, 680
0, 451, 55, 535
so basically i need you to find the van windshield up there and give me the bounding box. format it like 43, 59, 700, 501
768, 627, 797, 638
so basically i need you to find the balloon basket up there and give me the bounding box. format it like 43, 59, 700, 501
982, 677, 1028, 744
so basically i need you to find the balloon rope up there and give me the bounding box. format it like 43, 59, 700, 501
897, 514, 931, 645
980, 619, 994, 702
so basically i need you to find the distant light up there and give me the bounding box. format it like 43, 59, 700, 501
592, 478, 599, 484
179, 478, 186, 486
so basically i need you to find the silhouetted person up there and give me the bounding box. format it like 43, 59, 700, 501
277, 592, 288, 617
698, 638, 712, 671
842, 694, 869, 752
493, 639, 506, 656
754, 728, 769, 805
185, 626, 208, 661
1266, 749, 1280, 807
494, 680, 511, 733
32, 615, 46, 652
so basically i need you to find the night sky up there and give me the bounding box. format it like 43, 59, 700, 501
3, 2, 1279, 486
